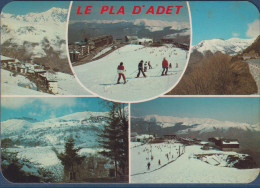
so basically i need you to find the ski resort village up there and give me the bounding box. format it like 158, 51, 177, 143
131, 132, 259, 183
1, 55, 58, 94
69, 34, 190, 101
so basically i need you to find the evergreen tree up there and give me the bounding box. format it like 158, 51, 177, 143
98, 102, 128, 179
53, 136, 85, 181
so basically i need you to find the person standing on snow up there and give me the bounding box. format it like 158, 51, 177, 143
148, 61, 152, 69
144, 61, 148, 72
136, 60, 146, 78
161, 57, 169, 76
147, 162, 151, 170
117, 62, 126, 84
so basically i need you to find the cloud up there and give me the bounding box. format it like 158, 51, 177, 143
246, 19, 260, 38
38, 98, 77, 108
232, 32, 240, 37
28, 112, 38, 116
1, 98, 34, 109
2, 97, 77, 109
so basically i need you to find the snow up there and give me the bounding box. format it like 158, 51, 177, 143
131, 143, 259, 183
1, 63, 89, 95
93, 46, 113, 59
137, 114, 259, 132
1, 69, 49, 95
192, 38, 254, 56
1, 8, 68, 59
73, 44, 188, 102
54, 72, 90, 95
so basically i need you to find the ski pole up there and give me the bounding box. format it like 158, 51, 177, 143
129, 69, 138, 76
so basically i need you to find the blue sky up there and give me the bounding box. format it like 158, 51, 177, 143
1, 97, 121, 121
190, 1, 260, 44
70, 1, 189, 22
131, 97, 260, 124
2, 1, 70, 14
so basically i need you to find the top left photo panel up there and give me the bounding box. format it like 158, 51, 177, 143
1, 1, 90, 96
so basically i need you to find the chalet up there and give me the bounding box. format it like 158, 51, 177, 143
208, 137, 239, 152
1, 56, 16, 68
137, 38, 153, 45
160, 38, 189, 50
47, 80, 58, 94
17, 64, 28, 74
89, 35, 113, 48
34, 69, 47, 77
69, 50, 80, 62
163, 134, 177, 140
220, 139, 239, 152
125, 36, 138, 43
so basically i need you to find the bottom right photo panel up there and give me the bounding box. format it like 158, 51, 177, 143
130, 97, 260, 183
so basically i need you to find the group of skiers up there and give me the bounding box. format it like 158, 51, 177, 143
117, 57, 174, 84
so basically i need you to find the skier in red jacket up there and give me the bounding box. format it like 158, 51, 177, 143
161, 58, 169, 76
117, 62, 126, 84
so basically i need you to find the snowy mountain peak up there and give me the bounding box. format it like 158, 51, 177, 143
1, 7, 68, 24
192, 38, 255, 56
138, 114, 259, 133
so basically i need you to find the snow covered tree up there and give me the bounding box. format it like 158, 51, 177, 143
1, 149, 55, 182
98, 102, 128, 179
53, 136, 85, 181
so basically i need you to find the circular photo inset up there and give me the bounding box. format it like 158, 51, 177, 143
67, 1, 191, 102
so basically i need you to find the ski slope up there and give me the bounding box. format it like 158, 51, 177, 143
131, 142, 259, 183
73, 44, 188, 102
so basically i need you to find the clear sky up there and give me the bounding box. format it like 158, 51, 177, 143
2, 1, 70, 14
131, 97, 260, 124
70, 1, 189, 23
1, 97, 121, 122
190, 1, 260, 44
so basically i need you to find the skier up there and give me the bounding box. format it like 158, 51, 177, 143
144, 61, 148, 72
117, 62, 126, 84
169, 63, 172, 69
161, 57, 169, 76
148, 61, 152, 69
147, 162, 151, 170
136, 60, 146, 78
158, 159, 161, 165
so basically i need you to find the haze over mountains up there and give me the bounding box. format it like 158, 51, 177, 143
68, 18, 190, 44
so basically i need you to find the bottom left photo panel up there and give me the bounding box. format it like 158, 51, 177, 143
1, 97, 129, 183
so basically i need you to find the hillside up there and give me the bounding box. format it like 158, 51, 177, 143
1, 111, 109, 147
131, 115, 260, 166
1, 8, 71, 73
73, 44, 188, 102
168, 37, 258, 95
131, 142, 259, 183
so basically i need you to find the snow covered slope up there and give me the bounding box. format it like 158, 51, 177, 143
1, 69, 49, 95
1, 111, 109, 147
131, 143, 259, 183
192, 38, 254, 56
73, 44, 189, 102
1, 8, 67, 59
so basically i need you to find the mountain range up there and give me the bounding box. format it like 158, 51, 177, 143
1, 8, 71, 73
192, 38, 255, 56
1, 111, 109, 148
68, 18, 190, 44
